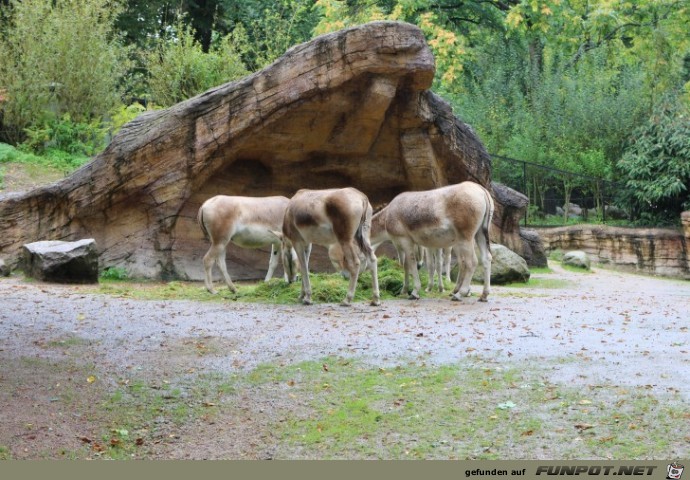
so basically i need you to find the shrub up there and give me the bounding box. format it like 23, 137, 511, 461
22, 114, 106, 157
0, 0, 128, 144
145, 19, 248, 107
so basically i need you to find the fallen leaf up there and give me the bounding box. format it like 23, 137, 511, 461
574, 423, 595, 431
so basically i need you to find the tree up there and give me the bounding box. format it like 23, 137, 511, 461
618, 97, 690, 224
0, 0, 128, 144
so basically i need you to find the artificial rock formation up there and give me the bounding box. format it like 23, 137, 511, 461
0, 21, 531, 281
538, 224, 690, 279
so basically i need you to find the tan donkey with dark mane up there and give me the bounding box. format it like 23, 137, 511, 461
372, 181, 494, 302
281, 187, 381, 306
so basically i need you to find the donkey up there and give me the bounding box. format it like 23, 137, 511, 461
197, 195, 297, 294
371, 181, 494, 302
281, 187, 380, 306
424, 247, 453, 292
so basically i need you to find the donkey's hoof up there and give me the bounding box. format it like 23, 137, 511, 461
370, 299, 381, 307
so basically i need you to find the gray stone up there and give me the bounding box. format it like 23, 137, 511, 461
22, 239, 99, 283
519, 228, 547, 268
604, 205, 628, 220
470, 243, 531, 285
564, 203, 582, 216
563, 250, 591, 270
0, 258, 10, 277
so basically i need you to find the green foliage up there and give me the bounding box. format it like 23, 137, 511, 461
144, 18, 248, 107
229, 0, 319, 70
100, 267, 129, 281
0, 0, 128, 144
22, 114, 106, 157
108, 102, 158, 136
618, 97, 690, 224
0, 142, 89, 172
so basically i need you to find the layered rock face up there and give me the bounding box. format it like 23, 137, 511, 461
0, 21, 531, 281
537, 224, 690, 279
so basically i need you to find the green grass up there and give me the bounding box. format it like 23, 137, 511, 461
503, 276, 573, 289
95, 256, 459, 304
240, 357, 689, 459
0, 142, 90, 190
0, 142, 89, 170
0, 446, 11, 460
3, 353, 686, 459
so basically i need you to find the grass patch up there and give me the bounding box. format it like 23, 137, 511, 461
504, 276, 573, 289
240, 357, 689, 459
95, 372, 240, 459
0, 142, 89, 171
529, 266, 553, 274
46, 335, 89, 349
0, 446, 12, 460
4, 354, 686, 459
560, 263, 594, 273
95, 256, 459, 304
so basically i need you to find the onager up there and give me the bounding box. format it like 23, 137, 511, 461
282, 187, 381, 306
197, 195, 297, 294
371, 181, 494, 302
424, 247, 453, 292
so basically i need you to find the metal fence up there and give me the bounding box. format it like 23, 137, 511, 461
490, 154, 626, 227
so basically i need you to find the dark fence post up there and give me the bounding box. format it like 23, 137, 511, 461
523, 160, 528, 226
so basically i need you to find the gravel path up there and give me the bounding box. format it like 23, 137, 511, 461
2, 264, 688, 398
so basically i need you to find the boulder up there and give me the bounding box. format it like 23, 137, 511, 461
0, 258, 10, 277
562, 250, 591, 270
604, 205, 628, 220
470, 243, 530, 285
519, 228, 548, 268
22, 239, 99, 283
563, 203, 582, 216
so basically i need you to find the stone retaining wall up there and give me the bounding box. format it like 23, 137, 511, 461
536, 214, 690, 280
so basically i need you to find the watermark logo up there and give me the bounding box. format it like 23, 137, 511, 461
667, 463, 684, 480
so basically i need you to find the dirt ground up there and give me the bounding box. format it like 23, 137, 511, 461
1, 262, 688, 459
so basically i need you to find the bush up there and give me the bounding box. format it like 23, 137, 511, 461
145, 20, 248, 107
0, 0, 128, 144
22, 114, 106, 157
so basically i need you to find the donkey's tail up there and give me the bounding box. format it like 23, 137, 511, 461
197, 204, 210, 241
355, 198, 374, 258
481, 186, 494, 252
